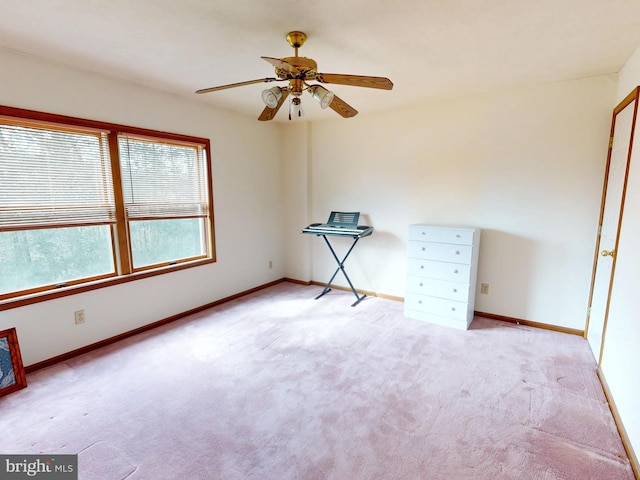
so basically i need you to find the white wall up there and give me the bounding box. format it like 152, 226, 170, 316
285, 76, 616, 330
282, 122, 312, 281
598, 45, 640, 467
0, 49, 286, 366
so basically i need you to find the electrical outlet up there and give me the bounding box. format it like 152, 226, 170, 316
74, 309, 86, 325
480, 283, 490, 295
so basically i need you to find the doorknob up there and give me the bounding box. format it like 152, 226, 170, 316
601, 250, 615, 257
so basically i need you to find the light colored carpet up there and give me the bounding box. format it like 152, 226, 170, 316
0, 282, 634, 479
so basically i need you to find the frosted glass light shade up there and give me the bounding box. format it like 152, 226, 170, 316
311, 86, 335, 109
261, 87, 282, 108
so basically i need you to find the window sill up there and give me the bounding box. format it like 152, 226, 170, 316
0, 258, 215, 311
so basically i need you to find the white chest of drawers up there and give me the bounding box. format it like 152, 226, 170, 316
404, 225, 481, 330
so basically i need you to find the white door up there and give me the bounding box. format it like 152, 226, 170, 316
586, 96, 636, 363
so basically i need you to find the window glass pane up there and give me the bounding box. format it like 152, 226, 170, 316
0, 225, 115, 295
129, 218, 205, 268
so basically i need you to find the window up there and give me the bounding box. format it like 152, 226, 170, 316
118, 135, 209, 269
0, 106, 215, 306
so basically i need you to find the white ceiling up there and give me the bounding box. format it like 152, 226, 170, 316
2, 0, 640, 122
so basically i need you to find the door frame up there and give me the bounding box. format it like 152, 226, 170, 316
585, 87, 640, 365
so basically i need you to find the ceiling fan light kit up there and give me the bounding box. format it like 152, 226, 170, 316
261, 86, 283, 108
310, 85, 335, 109
196, 31, 393, 121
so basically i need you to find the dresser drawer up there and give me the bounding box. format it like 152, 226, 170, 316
406, 275, 470, 302
407, 241, 472, 264
406, 258, 472, 283
408, 226, 474, 245
404, 293, 468, 321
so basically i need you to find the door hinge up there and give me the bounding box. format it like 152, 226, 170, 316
609, 136, 614, 148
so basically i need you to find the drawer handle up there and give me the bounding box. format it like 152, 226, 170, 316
455, 250, 460, 255
420, 265, 424, 269
419, 283, 423, 287
453, 269, 458, 274
422, 247, 426, 251
451, 307, 456, 311
452, 288, 457, 293
418, 300, 422, 304
456, 234, 460, 238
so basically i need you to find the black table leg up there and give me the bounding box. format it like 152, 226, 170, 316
314, 234, 366, 307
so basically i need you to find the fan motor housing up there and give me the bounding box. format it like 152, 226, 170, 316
278, 56, 317, 78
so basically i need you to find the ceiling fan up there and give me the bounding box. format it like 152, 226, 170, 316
195, 31, 393, 121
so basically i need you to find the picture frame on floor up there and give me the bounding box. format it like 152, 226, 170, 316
0, 328, 27, 397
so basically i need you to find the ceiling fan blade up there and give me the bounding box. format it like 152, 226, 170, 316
261, 56, 299, 74
329, 95, 358, 118
316, 73, 393, 90
195, 78, 279, 94
258, 89, 290, 121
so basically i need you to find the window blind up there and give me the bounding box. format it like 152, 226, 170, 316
118, 135, 208, 220
0, 119, 116, 230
